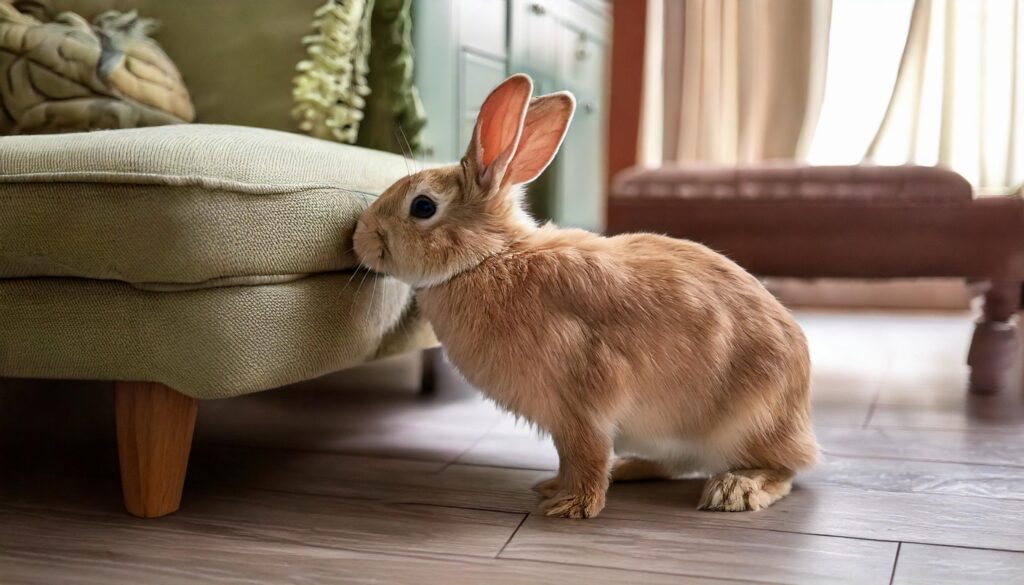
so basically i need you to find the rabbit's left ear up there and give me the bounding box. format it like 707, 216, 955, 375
465, 74, 534, 192
502, 92, 576, 188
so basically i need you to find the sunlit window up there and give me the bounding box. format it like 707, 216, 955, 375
811, 0, 1023, 193
807, 0, 915, 165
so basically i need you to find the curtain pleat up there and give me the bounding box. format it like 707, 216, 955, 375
660, 0, 832, 164
867, 0, 1024, 194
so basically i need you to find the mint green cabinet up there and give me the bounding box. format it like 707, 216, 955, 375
413, 0, 609, 231
413, 0, 508, 161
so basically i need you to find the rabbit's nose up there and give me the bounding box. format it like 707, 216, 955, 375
352, 218, 385, 265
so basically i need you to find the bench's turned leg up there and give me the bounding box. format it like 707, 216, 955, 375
115, 381, 197, 518
967, 280, 1021, 394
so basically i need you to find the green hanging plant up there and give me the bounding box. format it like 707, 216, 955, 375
356, 0, 427, 155
292, 0, 375, 143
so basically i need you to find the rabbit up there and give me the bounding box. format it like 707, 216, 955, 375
354, 74, 819, 519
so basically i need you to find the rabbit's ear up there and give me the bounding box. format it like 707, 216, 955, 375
465, 74, 534, 192
502, 92, 576, 188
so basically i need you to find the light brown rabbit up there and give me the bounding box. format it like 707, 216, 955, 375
354, 74, 819, 519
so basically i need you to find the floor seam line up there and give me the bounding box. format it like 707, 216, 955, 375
494, 555, 783, 584
495, 513, 529, 558
889, 542, 902, 585
442, 417, 506, 473
862, 354, 891, 429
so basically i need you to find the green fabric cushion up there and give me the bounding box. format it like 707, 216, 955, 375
0, 124, 408, 287
0, 123, 438, 397
0, 274, 435, 399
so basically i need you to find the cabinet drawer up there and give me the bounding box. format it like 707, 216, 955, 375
458, 0, 508, 58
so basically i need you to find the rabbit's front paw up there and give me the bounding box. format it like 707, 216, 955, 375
531, 476, 562, 498
540, 490, 606, 519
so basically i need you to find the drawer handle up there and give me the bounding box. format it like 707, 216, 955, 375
530, 2, 547, 15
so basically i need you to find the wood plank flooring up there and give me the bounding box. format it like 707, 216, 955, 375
2, 310, 1024, 584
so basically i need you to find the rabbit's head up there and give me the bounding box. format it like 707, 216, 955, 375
354, 74, 575, 287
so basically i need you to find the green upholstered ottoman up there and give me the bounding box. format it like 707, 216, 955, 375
0, 124, 437, 516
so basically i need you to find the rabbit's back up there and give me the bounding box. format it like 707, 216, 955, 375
602, 232, 815, 469
419, 226, 814, 469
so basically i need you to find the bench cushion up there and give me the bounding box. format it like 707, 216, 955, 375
0, 124, 407, 289
609, 164, 1024, 280
612, 164, 973, 203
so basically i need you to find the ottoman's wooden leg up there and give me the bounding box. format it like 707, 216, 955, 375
420, 346, 444, 396
967, 280, 1021, 394
115, 381, 197, 518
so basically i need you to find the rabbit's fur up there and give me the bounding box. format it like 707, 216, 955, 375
355, 74, 818, 519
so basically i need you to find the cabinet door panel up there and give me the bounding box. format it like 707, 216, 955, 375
459, 50, 508, 151
511, 0, 559, 74
558, 31, 604, 95
460, 114, 477, 152
557, 95, 604, 231
412, 0, 459, 160
461, 51, 509, 112
551, 2, 608, 231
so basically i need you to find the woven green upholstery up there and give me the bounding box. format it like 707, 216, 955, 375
1, 124, 405, 286
0, 124, 435, 398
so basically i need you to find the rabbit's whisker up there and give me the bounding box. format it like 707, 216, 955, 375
396, 124, 419, 173
354, 266, 371, 297
339, 266, 363, 295
347, 267, 372, 318
393, 127, 413, 177
369, 269, 380, 318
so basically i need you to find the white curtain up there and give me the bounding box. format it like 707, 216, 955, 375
646, 0, 1023, 195
640, 0, 834, 165
867, 0, 1023, 194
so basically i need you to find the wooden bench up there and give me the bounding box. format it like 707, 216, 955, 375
609, 164, 1024, 393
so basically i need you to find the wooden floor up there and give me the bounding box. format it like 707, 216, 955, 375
3, 310, 1024, 584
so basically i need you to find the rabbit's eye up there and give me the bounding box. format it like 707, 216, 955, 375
409, 195, 437, 219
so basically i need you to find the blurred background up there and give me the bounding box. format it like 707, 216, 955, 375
7, 0, 1017, 309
